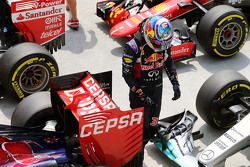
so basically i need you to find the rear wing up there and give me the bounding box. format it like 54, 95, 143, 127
10, 0, 65, 53
50, 71, 143, 166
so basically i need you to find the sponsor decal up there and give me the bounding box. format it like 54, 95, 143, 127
223, 133, 236, 143
141, 60, 164, 71
228, 0, 243, 5
214, 139, 228, 150
218, 84, 238, 100
80, 112, 143, 138
124, 57, 133, 64
15, 0, 63, 11
82, 75, 116, 111
148, 70, 160, 77
171, 47, 190, 55
63, 87, 86, 104
201, 150, 214, 160
59, 75, 116, 116
145, 53, 162, 64
12, 6, 64, 23
141, 53, 164, 71
12, 81, 25, 98
212, 28, 220, 47
15, 0, 39, 11
41, 27, 62, 39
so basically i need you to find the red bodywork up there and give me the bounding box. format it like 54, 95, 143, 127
57, 73, 144, 167
10, 0, 65, 45
103, 0, 214, 38
171, 41, 195, 60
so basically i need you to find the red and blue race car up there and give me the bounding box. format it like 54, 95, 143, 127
1, 69, 248, 167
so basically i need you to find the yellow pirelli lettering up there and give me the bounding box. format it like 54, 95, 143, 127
240, 83, 250, 90
213, 48, 238, 57
218, 15, 244, 26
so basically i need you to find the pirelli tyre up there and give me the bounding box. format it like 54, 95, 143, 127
197, 5, 249, 58
196, 70, 250, 129
0, 42, 59, 99
11, 91, 55, 130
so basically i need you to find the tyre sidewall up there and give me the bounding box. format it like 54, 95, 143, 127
0, 43, 59, 98
11, 91, 54, 127
196, 70, 250, 129
209, 80, 250, 128
197, 5, 249, 58
209, 13, 249, 57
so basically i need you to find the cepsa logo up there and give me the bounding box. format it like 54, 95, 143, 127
80, 112, 143, 138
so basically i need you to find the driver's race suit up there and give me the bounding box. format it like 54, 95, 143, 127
122, 36, 180, 144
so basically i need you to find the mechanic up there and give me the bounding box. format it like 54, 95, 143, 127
122, 15, 181, 155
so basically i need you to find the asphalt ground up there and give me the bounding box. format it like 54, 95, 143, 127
0, 0, 250, 166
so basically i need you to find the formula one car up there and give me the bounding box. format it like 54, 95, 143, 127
0, 0, 65, 99
1, 70, 249, 166
153, 70, 250, 167
96, 0, 249, 58
196, 70, 250, 166
9, 70, 145, 167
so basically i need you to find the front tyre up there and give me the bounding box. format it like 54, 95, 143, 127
197, 5, 249, 58
0, 42, 59, 99
196, 70, 250, 129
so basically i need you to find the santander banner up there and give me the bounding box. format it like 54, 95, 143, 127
11, 0, 65, 45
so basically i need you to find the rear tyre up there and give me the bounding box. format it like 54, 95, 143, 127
0, 42, 59, 99
196, 70, 250, 129
11, 91, 55, 129
197, 5, 249, 58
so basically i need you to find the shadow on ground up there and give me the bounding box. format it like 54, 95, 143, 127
62, 26, 97, 54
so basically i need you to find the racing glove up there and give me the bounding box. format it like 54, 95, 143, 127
172, 84, 181, 101
131, 86, 154, 106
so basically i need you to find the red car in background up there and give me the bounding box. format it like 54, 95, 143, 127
96, 0, 249, 59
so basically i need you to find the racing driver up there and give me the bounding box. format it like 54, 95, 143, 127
122, 15, 181, 158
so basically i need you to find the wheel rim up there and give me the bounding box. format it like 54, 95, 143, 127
19, 64, 50, 94
219, 22, 242, 50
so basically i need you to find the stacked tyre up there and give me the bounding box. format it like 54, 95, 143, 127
0, 42, 59, 99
